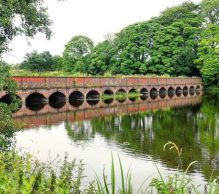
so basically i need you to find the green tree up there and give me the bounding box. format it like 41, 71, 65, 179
0, 0, 52, 53
196, 24, 219, 86
20, 51, 55, 72
150, 2, 202, 76
63, 35, 94, 73
201, 0, 219, 24
89, 40, 114, 75
111, 20, 161, 75
0, 0, 52, 150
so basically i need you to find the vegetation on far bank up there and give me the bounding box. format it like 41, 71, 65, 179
7, 0, 219, 87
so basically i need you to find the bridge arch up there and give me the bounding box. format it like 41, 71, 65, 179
69, 91, 84, 107
196, 85, 201, 91
176, 87, 182, 97
150, 88, 158, 99
159, 87, 167, 99
26, 92, 47, 111
183, 86, 188, 96
26, 92, 46, 104
0, 94, 22, 105
140, 88, 148, 100
86, 90, 100, 106
128, 88, 138, 101
116, 88, 126, 103
49, 92, 66, 109
189, 86, 195, 95
168, 87, 175, 98
103, 89, 114, 96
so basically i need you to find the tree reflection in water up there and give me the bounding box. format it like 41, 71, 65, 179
65, 94, 219, 181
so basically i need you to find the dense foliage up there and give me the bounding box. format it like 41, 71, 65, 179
20, 51, 56, 72
16, 0, 218, 86
0, 0, 52, 150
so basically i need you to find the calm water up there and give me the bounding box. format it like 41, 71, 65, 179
13, 93, 219, 191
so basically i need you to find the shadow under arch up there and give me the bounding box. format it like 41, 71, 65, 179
189, 86, 195, 96
69, 91, 84, 107
159, 87, 167, 99
176, 87, 182, 97
168, 87, 175, 98
150, 88, 158, 100
140, 88, 148, 101
183, 86, 188, 96
103, 89, 114, 96
26, 92, 47, 111
196, 85, 201, 95
49, 92, 66, 109
86, 90, 100, 106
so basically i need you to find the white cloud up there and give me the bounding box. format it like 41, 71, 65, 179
3, 0, 201, 64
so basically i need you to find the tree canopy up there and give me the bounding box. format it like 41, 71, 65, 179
11, 0, 219, 87
63, 35, 94, 73
0, 0, 53, 149
20, 51, 55, 72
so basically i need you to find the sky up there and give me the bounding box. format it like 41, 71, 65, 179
3, 0, 201, 64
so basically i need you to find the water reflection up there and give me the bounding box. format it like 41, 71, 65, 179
13, 92, 219, 188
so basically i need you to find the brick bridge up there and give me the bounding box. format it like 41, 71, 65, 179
0, 76, 202, 107
13, 95, 202, 128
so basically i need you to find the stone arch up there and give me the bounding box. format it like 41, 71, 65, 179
196, 85, 201, 95
168, 87, 175, 98
103, 89, 114, 96
196, 85, 201, 91
49, 92, 66, 109
176, 87, 182, 97
69, 91, 84, 107
116, 88, 126, 103
150, 88, 158, 99
116, 88, 126, 95
26, 92, 46, 104
86, 90, 100, 106
159, 87, 167, 99
140, 88, 148, 101
128, 88, 138, 102
189, 86, 195, 95
26, 92, 47, 111
0, 94, 22, 105
129, 88, 137, 93
183, 86, 188, 96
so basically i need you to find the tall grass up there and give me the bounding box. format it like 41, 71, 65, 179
1, 142, 219, 193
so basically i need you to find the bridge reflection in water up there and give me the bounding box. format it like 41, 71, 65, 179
13, 91, 202, 129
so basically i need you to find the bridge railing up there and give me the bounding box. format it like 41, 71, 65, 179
11, 76, 202, 89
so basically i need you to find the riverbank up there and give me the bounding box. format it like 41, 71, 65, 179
1, 142, 219, 194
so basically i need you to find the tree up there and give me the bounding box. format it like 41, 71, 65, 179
0, 0, 52, 53
88, 40, 114, 75
149, 2, 202, 76
111, 20, 161, 75
0, 0, 52, 150
201, 0, 219, 24
196, 24, 219, 85
20, 51, 55, 72
63, 35, 94, 73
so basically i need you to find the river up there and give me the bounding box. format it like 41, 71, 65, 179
12, 91, 219, 192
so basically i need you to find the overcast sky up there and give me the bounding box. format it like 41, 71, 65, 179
3, 0, 201, 64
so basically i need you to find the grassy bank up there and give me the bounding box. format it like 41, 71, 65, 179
1, 142, 219, 193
